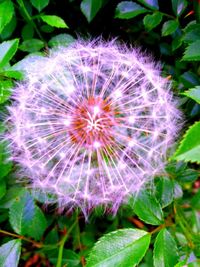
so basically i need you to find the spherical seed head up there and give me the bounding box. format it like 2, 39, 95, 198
6, 40, 181, 216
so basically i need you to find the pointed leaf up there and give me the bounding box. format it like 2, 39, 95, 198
41, 15, 68, 28
132, 190, 164, 225
0, 239, 21, 267
143, 12, 162, 31
138, 0, 159, 10
183, 86, 200, 104
162, 20, 179, 36
115, 1, 148, 19
9, 190, 47, 240
156, 177, 174, 208
182, 41, 200, 61
153, 229, 179, 267
19, 39, 45, 52
48, 34, 75, 47
30, 0, 49, 12
0, 39, 19, 68
0, 0, 14, 32
86, 229, 151, 267
173, 121, 200, 163
80, 0, 105, 23
172, 0, 188, 16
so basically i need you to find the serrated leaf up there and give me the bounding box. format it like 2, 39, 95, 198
156, 177, 174, 208
30, 0, 49, 12
183, 24, 200, 44
173, 121, 200, 163
115, 1, 148, 19
19, 39, 45, 52
138, 0, 158, 10
48, 34, 75, 47
0, 0, 14, 32
86, 229, 151, 267
143, 12, 162, 31
41, 15, 68, 28
182, 41, 200, 61
132, 190, 164, 225
183, 86, 200, 104
9, 190, 47, 240
172, 0, 188, 16
162, 20, 179, 36
0, 239, 21, 267
153, 229, 179, 267
0, 39, 19, 68
80, 0, 105, 23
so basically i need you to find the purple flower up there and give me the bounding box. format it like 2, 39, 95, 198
6, 40, 181, 215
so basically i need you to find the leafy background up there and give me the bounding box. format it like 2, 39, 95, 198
0, 0, 200, 266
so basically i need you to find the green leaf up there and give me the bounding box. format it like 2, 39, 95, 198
0, 39, 19, 68
182, 40, 200, 61
183, 24, 200, 44
183, 86, 200, 104
153, 229, 179, 267
138, 0, 159, 10
0, 80, 13, 104
48, 249, 80, 267
191, 190, 200, 210
172, 36, 183, 51
115, 1, 148, 19
0, 70, 24, 80
80, 0, 105, 23
162, 20, 179, 36
172, 0, 188, 16
0, 187, 25, 209
9, 190, 47, 240
0, 0, 14, 32
133, 190, 163, 225
0, 239, 21, 267
19, 39, 45, 52
156, 177, 174, 208
48, 34, 75, 47
132, 190, 164, 225
22, 24, 34, 40
86, 229, 151, 267
30, 0, 49, 12
0, 180, 6, 199
179, 71, 200, 88
0, 16, 17, 40
41, 15, 68, 28
0, 140, 12, 177
173, 121, 200, 163
143, 12, 162, 31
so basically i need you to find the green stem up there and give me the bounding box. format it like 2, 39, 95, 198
56, 218, 78, 267
17, 0, 44, 41
174, 204, 195, 249
193, 0, 200, 23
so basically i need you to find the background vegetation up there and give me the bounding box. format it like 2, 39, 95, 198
0, 0, 200, 266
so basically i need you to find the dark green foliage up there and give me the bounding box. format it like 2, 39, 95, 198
0, 0, 200, 266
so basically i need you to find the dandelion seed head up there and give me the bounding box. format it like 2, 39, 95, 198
5, 40, 181, 216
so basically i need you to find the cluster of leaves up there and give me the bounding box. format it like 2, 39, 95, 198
0, 0, 200, 266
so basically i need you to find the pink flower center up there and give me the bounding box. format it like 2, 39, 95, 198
69, 96, 118, 149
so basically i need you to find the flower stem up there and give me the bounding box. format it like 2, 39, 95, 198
56, 217, 78, 267
17, 0, 44, 41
